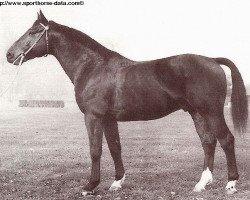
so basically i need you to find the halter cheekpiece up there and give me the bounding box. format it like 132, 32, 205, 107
13, 22, 49, 66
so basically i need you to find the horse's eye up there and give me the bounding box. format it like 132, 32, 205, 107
29, 28, 43, 35
29, 30, 36, 35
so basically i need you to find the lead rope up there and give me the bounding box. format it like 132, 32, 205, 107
0, 23, 49, 98
0, 57, 22, 98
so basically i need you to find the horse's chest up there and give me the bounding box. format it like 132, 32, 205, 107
75, 86, 110, 116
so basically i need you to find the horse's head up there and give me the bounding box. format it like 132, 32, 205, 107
6, 10, 49, 65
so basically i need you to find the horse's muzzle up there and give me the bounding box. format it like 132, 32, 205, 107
6, 51, 15, 63
6, 52, 25, 65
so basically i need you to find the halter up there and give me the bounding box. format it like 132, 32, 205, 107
13, 22, 49, 66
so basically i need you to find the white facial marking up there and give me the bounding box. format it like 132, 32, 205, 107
193, 168, 213, 192
225, 180, 237, 194
109, 174, 126, 191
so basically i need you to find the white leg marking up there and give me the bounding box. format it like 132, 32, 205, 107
193, 168, 213, 192
81, 190, 94, 196
225, 180, 237, 194
109, 174, 126, 191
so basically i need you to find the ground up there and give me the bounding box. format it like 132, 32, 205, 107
0, 106, 249, 200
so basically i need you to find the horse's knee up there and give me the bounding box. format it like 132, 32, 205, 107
201, 134, 216, 148
202, 142, 216, 154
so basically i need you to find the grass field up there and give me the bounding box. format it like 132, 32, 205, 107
0, 106, 249, 200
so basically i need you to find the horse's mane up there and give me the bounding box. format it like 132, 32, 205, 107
49, 21, 122, 59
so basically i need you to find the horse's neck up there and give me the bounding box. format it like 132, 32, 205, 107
49, 21, 122, 84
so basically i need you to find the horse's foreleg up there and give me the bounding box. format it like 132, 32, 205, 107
190, 112, 217, 192
82, 114, 104, 196
103, 118, 125, 191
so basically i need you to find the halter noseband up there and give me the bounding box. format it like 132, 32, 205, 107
13, 22, 49, 66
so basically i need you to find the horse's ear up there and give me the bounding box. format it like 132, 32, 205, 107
38, 10, 48, 25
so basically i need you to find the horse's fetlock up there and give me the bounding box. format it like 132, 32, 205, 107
84, 180, 100, 191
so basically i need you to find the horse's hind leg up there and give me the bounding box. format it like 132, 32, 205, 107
190, 112, 217, 192
206, 114, 239, 194
103, 117, 125, 191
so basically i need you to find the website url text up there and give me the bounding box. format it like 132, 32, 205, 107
0, 1, 84, 6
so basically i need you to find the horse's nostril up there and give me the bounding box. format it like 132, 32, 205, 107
7, 52, 14, 59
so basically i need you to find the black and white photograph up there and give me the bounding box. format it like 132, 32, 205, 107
0, 0, 249, 199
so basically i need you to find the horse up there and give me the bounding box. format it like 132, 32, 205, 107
6, 10, 248, 196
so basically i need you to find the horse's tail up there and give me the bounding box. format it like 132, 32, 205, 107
214, 57, 248, 134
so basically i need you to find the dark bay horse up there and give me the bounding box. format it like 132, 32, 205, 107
6, 11, 248, 195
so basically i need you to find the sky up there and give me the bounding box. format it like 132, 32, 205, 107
0, 0, 250, 87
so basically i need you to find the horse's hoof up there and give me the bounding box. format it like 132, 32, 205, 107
193, 184, 205, 192
225, 180, 237, 195
109, 174, 126, 192
109, 185, 121, 191
226, 188, 237, 195
82, 190, 94, 196
193, 168, 212, 192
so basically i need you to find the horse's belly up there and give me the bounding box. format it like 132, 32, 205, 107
112, 92, 180, 121
115, 107, 179, 121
